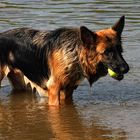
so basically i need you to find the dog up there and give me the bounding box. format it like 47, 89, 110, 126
0, 16, 129, 105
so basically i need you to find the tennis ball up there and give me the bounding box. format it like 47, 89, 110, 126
108, 68, 117, 77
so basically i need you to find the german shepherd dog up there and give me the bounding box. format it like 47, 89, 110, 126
0, 16, 129, 105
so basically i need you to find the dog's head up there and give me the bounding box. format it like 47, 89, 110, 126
80, 16, 129, 81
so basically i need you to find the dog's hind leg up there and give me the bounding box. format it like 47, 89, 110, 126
7, 69, 35, 92
0, 65, 10, 87
7, 69, 27, 91
8, 69, 48, 96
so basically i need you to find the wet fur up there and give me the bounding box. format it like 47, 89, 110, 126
0, 16, 129, 105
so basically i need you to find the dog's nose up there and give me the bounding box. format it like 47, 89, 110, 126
120, 64, 129, 74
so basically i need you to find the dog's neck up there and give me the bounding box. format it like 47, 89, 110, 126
78, 46, 98, 85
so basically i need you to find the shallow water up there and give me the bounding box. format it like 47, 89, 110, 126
0, 0, 140, 140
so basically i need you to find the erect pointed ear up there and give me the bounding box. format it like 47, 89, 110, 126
112, 15, 125, 35
80, 26, 97, 46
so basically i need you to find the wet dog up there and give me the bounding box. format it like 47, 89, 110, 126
0, 16, 129, 105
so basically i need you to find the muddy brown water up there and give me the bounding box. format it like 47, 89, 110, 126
0, 0, 140, 140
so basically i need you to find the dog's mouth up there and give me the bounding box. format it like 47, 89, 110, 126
111, 73, 124, 81
107, 68, 124, 81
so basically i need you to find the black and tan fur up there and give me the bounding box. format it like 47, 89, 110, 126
0, 16, 129, 105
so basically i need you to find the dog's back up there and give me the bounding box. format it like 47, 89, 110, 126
0, 27, 83, 94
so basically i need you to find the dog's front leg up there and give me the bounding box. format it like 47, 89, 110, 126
48, 83, 60, 106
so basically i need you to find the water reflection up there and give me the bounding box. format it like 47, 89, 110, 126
0, 90, 127, 140
0, 91, 53, 140
47, 105, 127, 140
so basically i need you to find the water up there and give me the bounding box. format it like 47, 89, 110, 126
0, 0, 140, 139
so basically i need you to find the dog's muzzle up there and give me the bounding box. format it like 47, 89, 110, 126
108, 63, 129, 81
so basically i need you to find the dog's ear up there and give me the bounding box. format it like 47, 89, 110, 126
80, 26, 97, 47
112, 15, 125, 35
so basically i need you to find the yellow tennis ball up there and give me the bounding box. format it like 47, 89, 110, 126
108, 68, 117, 77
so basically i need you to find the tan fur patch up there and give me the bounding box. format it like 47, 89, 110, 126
0, 65, 10, 81
8, 51, 15, 63
23, 75, 48, 97
96, 28, 118, 54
